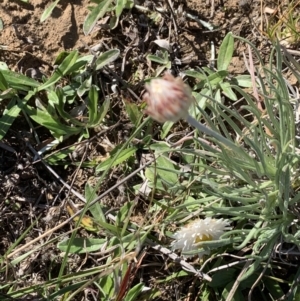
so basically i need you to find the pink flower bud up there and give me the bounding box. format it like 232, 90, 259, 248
143, 73, 193, 123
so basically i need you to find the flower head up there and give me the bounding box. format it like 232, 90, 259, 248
143, 73, 193, 123
171, 217, 230, 258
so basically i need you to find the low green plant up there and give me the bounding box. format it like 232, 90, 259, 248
184, 33, 252, 110
2, 14, 300, 299
140, 36, 300, 299
0, 49, 120, 149
147, 49, 171, 77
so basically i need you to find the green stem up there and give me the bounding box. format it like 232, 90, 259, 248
186, 114, 240, 153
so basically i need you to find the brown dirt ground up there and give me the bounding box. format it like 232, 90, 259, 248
0, 0, 93, 72
0, 0, 268, 73
0, 0, 299, 300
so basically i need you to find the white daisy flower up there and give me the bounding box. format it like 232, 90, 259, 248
171, 217, 230, 258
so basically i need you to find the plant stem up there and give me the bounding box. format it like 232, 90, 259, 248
186, 114, 241, 153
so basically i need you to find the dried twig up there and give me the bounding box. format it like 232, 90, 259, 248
225, 260, 253, 301
164, 0, 179, 39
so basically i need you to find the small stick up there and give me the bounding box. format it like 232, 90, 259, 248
164, 0, 179, 38
225, 260, 253, 301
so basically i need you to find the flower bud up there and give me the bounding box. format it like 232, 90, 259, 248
143, 73, 193, 123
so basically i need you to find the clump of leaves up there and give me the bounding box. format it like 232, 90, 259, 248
184, 33, 252, 108
0, 49, 120, 152
140, 35, 300, 300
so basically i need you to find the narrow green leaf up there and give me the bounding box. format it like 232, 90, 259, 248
95, 97, 110, 126
38, 50, 78, 91
40, 0, 60, 22
0, 97, 21, 140
161, 121, 174, 139
77, 76, 92, 97
83, 0, 113, 35
67, 58, 91, 74
0, 70, 8, 90
95, 147, 137, 173
124, 283, 144, 301
148, 142, 170, 152
219, 82, 237, 100
147, 54, 168, 65
50, 87, 85, 127
109, 16, 119, 30
88, 85, 99, 125
207, 70, 228, 85
0, 61, 9, 70
99, 275, 114, 298
217, 32, 234, 71
214, 88, 221, 103
0, 88, 16, 100
115, 0, 125, 17
125, 0, 134, 9
183, 69, 206, 80
53, 51, 69, 65
124, 100, 142, 127
25, 106, 81, 136
95, 49, 120, 70
0, 70, 40, 90
116, 201, 132, 226
264, 277, 284, 299
202, 66, 215, 75
57, 238, 106, 253
233, 75, 252, 87
85, 182, 106, 223
156, 156, 178, 186
45, 147, 73, 165
155, 65, 167, 77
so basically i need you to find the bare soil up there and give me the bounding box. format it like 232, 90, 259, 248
0, 0, 266, 73
0, 0, 93, 71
